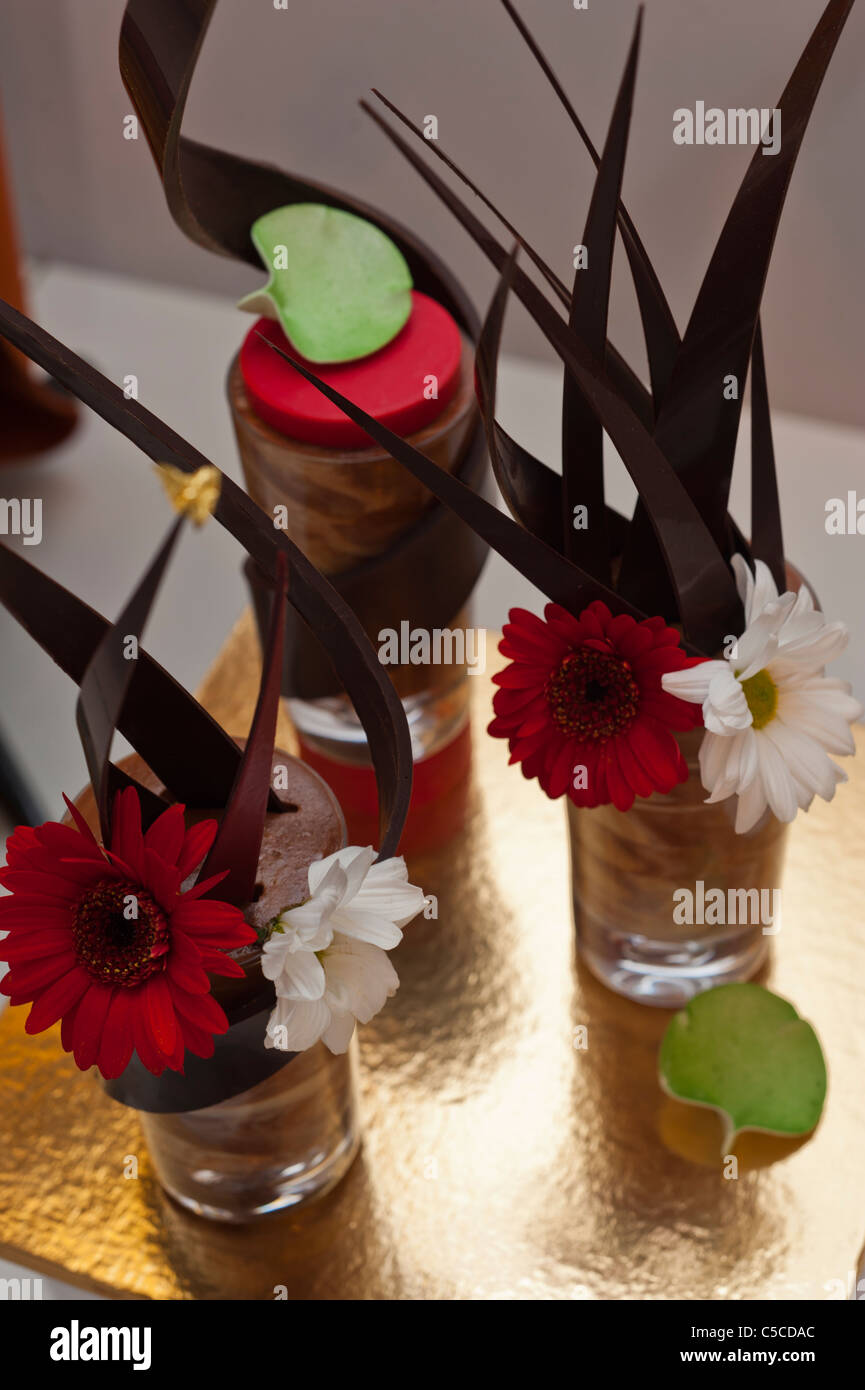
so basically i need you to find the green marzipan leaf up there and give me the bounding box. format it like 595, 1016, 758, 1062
658, 983, 827, 1152
238, 203, 413, 363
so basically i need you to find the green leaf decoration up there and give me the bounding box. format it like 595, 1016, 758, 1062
237, 203, 413, 363
658, 984, 827, 1152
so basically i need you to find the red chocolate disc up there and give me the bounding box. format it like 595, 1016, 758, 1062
239, 291, 463, 449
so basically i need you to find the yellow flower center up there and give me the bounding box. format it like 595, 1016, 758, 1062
741, 668, 778, 730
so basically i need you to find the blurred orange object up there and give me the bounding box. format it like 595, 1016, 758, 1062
0, 101, 77, 461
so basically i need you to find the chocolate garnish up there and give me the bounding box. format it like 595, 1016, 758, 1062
474, 246, 633, 566
498, 0, 680, 405
77, 518, 183, 840
0, 297, 412, 860
260, 330, 668, 636
0, 539, 262, 810
120, 0, 490, 704
618, 0, 855, 608
474, 247, 564, 550
368, 90, 655, 434
118, 0, 477, 330
357, 105, 741, 649
369, 89, 570, 311
562, 11, 642, 582
749, 320, 785, 592
200, 553, 290, 905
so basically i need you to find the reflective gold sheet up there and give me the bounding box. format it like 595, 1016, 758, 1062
1, 614, 863, 1300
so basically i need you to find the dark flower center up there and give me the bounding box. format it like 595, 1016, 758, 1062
545, 646, 640, 741
72, 878, 170, 987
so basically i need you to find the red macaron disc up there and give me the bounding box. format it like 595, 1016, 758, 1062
239, 290, 463, 449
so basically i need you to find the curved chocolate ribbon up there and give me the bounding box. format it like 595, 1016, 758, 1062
366, 0, 854, 652
0, 298, 418, 1111
0, 540, 271, 811
119, 0, 490, 697
0, 295, 413, 864
617, 0, 855, 610
361, 102, 742, 654
561, 11, 643, 583
498, 0, 680, 407
749, 321, 785, 592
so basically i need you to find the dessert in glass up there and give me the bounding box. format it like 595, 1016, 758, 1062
74, 749, 362, 1221
230, 289, 480, 848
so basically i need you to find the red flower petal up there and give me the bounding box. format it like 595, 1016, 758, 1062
132, 1009, 166, 1076
166, 933, 211, 994
169, 982, 230, 1036
142, 975, 177, 1058
180, 868, 232, 901
5, 951, 79, 996
97, 990, 136, 1079
24, 966, 91, 1033
0, 930, 72, 963
62, 794, 100, 846
195, 949, 246, 978
177, 1017, 217, 1060
71, 984, 115, 1072
60, 998, 81, 1054
603, 744, 636, 813
176, 819, 218, 879
0, 869, 90, 900
0, 905, 73, 930
143, 803, 187, 866
629, 719, 685, 793
110, 786, 145, 879
141, 848, 182, 912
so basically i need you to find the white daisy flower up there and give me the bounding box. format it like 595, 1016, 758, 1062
662, 555, 862, 833
261, 846, 426, 1054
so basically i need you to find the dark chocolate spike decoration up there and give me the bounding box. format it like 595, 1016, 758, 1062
0, 539, 260, 810
0, 299, 412, 862
562, 9, 642, 579
619, 0, 855, 607
498, 0, 680, 405
357, 108, 741, 652
475, 244, 565, 550
259, 330, 678, 638
370, 88, 570, 310
364, 97, 654, 433
199, 553, 289, 906
76, 517, 184, 841
749, 319, 785, 592
118, 0, 480, 338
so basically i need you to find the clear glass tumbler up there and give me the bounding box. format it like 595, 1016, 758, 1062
567, 730, 789, 1006
140, 1036, 360, 1222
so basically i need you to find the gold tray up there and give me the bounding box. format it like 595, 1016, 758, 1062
1, 613, 864, 1300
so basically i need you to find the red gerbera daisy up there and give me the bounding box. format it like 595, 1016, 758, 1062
0, 787, 255, 1079
488, 601, 706, 811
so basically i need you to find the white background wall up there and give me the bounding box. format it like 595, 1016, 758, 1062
0, 0, 863, 427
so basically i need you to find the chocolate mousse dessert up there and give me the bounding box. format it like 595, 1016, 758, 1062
116, 0, 489, 849
69, 748, 356, 1222
0, 307, 418, 1217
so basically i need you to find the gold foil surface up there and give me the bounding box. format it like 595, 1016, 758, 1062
1, 612, 864, 1300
